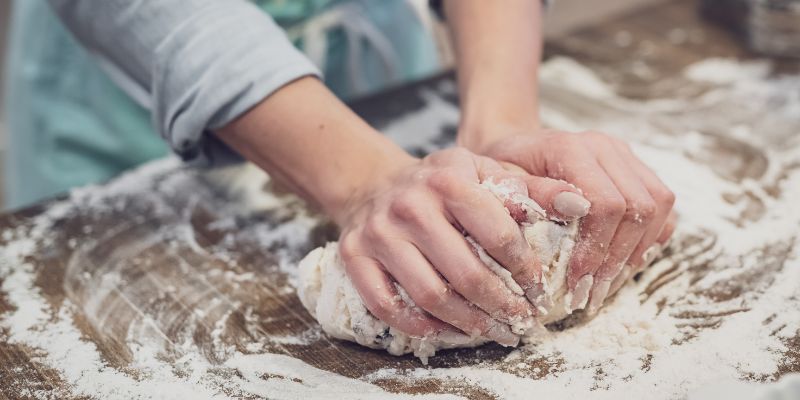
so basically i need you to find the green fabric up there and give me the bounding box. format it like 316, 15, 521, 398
253, 0, 337, 25
258, 0, 440, 98
4, 0, 169, 209
4, 0, 440, 209
308, 0, 440, 98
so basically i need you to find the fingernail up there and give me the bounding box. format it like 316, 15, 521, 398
553, 192, 591, 218
609, 264, 632, 295
609, 262, 625, 277
436, 330, 475, 345
486, 322, 520, 347
570, 275, 594, 311
587, 279, 611, 315
525, 283, 553, 315
642, 244, 663, 267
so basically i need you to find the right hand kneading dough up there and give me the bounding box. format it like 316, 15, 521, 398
296, 179, 647, 362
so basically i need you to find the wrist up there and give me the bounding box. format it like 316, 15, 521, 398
444, 0, 545, 154
325, 143, 417, 226
457, 115, 542, 154
455, 75, 542, 154
216, 76, 416, 225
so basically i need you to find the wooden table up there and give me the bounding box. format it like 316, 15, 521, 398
1, 1, 798, 398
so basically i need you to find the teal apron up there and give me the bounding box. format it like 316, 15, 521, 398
3, 0, 440, 209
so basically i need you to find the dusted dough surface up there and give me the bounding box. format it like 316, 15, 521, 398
297, 243, 489, 360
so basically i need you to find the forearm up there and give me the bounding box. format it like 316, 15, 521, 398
217, 77, 414, 223
442, 0, 544, 152
49, 0, 319, 166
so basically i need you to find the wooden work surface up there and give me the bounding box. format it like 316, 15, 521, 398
1, 1, 799, 399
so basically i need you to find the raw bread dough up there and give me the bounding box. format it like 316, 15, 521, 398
296, 180, 602, 362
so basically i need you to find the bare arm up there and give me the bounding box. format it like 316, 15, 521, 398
443, 0, 543, 152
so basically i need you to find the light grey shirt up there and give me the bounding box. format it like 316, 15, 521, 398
48, 0, 321, 166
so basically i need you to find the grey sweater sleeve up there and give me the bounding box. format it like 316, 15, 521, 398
429, 0, 552, 20
48, 0, 321, 166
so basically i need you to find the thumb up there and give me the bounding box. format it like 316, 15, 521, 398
523, 175, 591, 221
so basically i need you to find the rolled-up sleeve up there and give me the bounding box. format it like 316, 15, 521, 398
48, 0, 321, 166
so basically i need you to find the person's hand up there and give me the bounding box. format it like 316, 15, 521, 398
216, 76, 585, 342
332, 148, 584, 344
475, 130, 676, 313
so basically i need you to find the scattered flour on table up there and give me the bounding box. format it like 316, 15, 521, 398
0, 160, 456, 400
0, 57, 799, 399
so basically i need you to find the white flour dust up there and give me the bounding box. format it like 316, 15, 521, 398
0, 57, 799, 399
0, 161, 456, 400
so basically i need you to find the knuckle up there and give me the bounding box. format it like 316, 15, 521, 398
369, 295, 397, 321
593, 196, 627, 220
415, 285, 448, 311
363, 215, 391, 242
496, 228, 518, 249
427, 169, 463, 196
484, 227, 518, 253
502, 299, 528, 319
452, 269, 485, 293
625, 200, 657, 225
588, 131, 614, 142
654, 186, 676, 208
423, 152, 445, 166
447, 147, 471, 158
580, 130, 600, 140
426, 147, 467, 165
338, 234, 360, 260
549, 133, 577, 149
389, 192, 427, 225
511, 266, 538, 289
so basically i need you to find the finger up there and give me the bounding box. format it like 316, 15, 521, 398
607, 210, 678, 298
587, 144, 658, 314
389, 203, 535, 324
522, 175, 591, 221
637, 211, 678, 273
481, 175, 536, 223
550, 154, 626, 310
613, 143, 676, 272
431, 172, 543, 303
345, 255, 450, 338
472, 159, 537, 223
657, 211, 677, 245
375, 238, 519, 346
607, 263, 633, 297
479, 159, 590, 222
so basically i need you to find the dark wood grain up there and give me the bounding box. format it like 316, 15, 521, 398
1, 0, 798, 398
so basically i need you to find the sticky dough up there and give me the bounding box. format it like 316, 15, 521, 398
297, 180, 613, 362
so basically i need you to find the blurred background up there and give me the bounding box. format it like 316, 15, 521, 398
1, 1, 9, 208
0, 0, 666, 210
